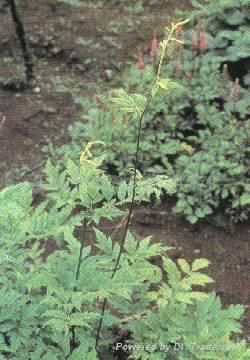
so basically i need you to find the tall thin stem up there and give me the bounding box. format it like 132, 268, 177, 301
75, 218, 87, 281
7, 0, 34, 83
95, 95, 153, 349
67, 218, 87, 357
95, 19, 189, 350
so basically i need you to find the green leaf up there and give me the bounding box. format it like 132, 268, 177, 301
188, 273, 214, 286
66, 159, 80, 184
175, 292, 194, 304
240, 193, 250, 206
71, 345, 97, 360
187, 215, 198, 224
110, 89, 147, 117
157, 78, 177, 91
192, 259, 210, 272
177, 259, 190, 274
163, 258, 181, 284
94, 229, 113, 255
117, 180, 129, 202
0, 182, 32, 209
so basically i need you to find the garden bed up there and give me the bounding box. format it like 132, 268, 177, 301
0, 0, 249, 357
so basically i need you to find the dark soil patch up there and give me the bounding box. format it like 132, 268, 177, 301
0, 0, 191, 186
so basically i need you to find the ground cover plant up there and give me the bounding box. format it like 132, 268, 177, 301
0, 148, 249, 359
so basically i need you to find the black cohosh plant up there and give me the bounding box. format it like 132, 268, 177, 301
0, 150, 249, 359
53, 25, 250, 225
92, 19, 191, 349
1, 18, 249, 359
0, 145, 177, 359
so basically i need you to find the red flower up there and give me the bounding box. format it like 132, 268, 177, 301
137, 49, 145, 70
150, 31, 159, 62
199, 31, 208, 53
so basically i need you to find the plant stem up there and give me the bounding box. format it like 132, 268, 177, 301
75, 218, 87, 281
95, 20, 189, 349
95, 95, 153, 349
7, 0, 34, 83
67, 218, 87, 357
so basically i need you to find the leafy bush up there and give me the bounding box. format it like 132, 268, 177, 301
0, 151, 249, 359
175, 121, 250, 224
190, 0, 250, 85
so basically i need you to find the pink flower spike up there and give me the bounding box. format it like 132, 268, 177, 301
137, 49, 145, 70
191, 31, 198, 55
199, 31, 208, 53
231, 78, 240, 103
176, 25, 184, 42
176, 26, 185, 51
150, 31, 159, 62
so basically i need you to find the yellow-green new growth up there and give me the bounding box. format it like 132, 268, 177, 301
80, 141, 105, 167
152, 19, 189, 98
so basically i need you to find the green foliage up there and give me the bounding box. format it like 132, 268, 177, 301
175, 121, 250, 224
1, 7, 249, 360
0, 158, 248, 358
191, 0, 250, 85
58, 0, 81, 6
54, 50, 249, 224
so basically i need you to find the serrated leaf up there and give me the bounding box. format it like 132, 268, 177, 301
157, 78, 177, 91
188, 273, 214, 286
192, 259, 210, 272
110, 89, 147, 117
163, 258, 181, 284
177, 259, 190, 274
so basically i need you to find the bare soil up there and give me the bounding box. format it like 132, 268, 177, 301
0, 0, 249, 343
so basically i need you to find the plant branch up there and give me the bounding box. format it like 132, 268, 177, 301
110, 214, 133, 238
75, 217, 87, 281
7, 0, 34, 83
67, 217, 87, 357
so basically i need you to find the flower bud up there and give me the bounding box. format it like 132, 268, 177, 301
137, 49, 145, 70
176, 25, 184, 42
230, 78, 240, 103
176, 26, 184, 52
150, 31, 160, 63
199, 31, 208, 53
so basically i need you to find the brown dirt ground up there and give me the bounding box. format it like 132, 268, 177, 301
0, 0, 249, 344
